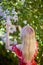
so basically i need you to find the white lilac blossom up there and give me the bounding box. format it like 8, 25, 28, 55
9, 40, 14, 44
12, 9, 18, 22
0, 7, 18, 45
0, 6, 10, 20
3, 9, 9, 19
0, 6, 2, 12
0, 32, 6, 39
0, 33, 6, 38
0, 6, 18, 22
0, 6, 3, 17
3, 11, 7, 19
12, 9, 17, 15
23, 20, 27, 24
0, 33, 13, 44
8, 40, 17, 45
0, 33, 6, 43
2, 37, 14, 44
13, 15, 18, 22
2, 37, 6, 43
3, 10, 10, 20
10, 25, 16, 33
5, 9, 9, 15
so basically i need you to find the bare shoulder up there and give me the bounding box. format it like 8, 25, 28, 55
7, 44, 23, 51
16, 44, 23, 51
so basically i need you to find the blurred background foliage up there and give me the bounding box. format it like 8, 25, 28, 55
0, 0, 43, 65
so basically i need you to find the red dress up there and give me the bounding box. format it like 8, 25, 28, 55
12, 42, 38, 65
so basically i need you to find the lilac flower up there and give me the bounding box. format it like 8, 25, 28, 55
9, 40, 13, 44
3, 11, 7, 19
5, 9, 9, 14
0, 6, 3, 16
0, 6, 2, 11
12, 9, 17, 15
12, 8, 18, 22
23, 20, 27, 24
10, 25, 16, 33
3, 9, 9, 19
13, 15, 18, 22
0, 33, 14, 44
0, 33, 6, 43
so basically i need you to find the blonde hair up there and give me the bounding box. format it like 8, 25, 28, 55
21, 25, 36, 62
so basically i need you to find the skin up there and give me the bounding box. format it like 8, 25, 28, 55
6, 25, 36, 62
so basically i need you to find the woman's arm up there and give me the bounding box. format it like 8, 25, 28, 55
5, 20, 22, 51
5, 21, 11, 50
7, 46, 12, 51
6, 24, 10, 49
6, 42, 22, 51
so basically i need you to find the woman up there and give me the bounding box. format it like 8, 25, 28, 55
6, 24, 38, 65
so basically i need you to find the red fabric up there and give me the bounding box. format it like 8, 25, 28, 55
12, 41, 38, 65
12, 45, 22, 59
31, 41, 38, 60
31, 60, 37, 65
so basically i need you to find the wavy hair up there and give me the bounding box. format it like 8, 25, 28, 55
21, 25, 36, 62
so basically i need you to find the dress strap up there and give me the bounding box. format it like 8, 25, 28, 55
12, 45, 23, 60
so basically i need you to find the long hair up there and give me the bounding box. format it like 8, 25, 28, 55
21, 25, 36, 62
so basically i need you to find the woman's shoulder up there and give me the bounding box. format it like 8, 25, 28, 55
12, 44, 23, 59
16, 44, 22, 51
